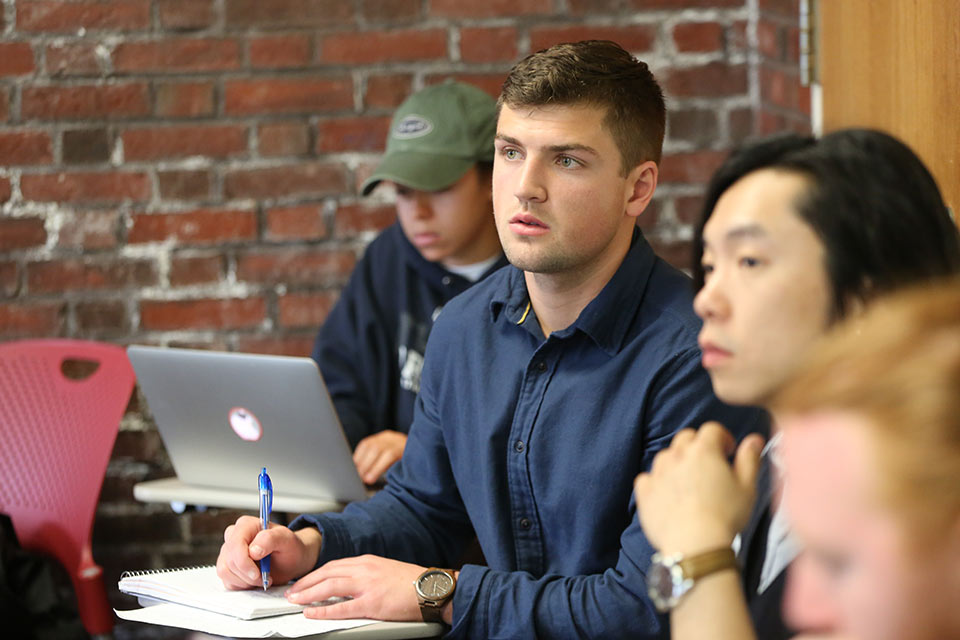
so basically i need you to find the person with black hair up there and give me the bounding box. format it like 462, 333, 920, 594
634, 128, 960, 640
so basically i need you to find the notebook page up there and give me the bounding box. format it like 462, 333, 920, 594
115, 603, 376, 638
119, 565, 304, 619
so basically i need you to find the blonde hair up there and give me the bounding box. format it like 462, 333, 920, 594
773, 276, 960, 540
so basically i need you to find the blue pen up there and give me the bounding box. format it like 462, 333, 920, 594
258, 466, 273, 591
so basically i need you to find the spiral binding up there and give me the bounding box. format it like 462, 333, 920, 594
120, 564, 213, 580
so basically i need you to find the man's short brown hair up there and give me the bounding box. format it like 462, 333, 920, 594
498, 40, 666, 175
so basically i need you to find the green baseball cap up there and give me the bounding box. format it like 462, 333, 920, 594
361, 81, 497, 196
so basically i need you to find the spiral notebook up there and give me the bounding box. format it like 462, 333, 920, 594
119, 565, 305, 620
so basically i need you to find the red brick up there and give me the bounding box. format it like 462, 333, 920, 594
154, 82, 215, 118
234, 335, 315, 357
0, 89, 8, 122
17, 1, 150, 32
758, 109, 785, 135
76, 300, 128, 332
57, 210, 121, 249
786, 26, 800, 64
673, 22, 724, 53
113, 39, 241, 73
0, 131, 53, 165
797, 83, 811, 116
668, 109, 719, 147
225, 0, 353, 29
169, 255, 224, 286
665, 62, 748, 97
760, 66, 802, 110
224, 77, 353, 115
258, 122, 310, 157
266, 204, 327, 241
0, 217, 47, 251
364, 74, 413, 110
431, 0, 549, 17
224, 163, 346, 200
649, 238, 694, 273
334, 203, 395, 236
675, 194, 706, 225
46, 42, 100, 76
0, 43, 36, 76
21, 84, 150, 120
660, 150, 729, 184
21, 171, 150, 204
423, 73, 503, 98
250, 35, 312, 68
122, 125, 248, 161
757, 20, 781, 59
140, 297, 266, 330
361, 0, 420, 22
62, 128, 110, 164
635, 198, 659, 231
236, 249, 356, 286
0, 302, 63, 335
321, 29, 446, 64
628, 0, 742, 7
759, 0, 799, 16
27, 258, 157, 293
729, 20, 749, 55
0, 177, 10, 202
278, 291, 338, 328
460, 27, 517, 63
158, 0, 215, 30
530, 25, 656, 54
158, 170, 213, 200
0, 262, 18, 298
568, 0, 619, 13
316, 116, 390, 153
128, 209, 257, 245
728, 107, 755, 141
353, 160, 377, 194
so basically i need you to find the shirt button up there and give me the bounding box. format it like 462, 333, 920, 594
536, 361, 547, 373
514, 440, 525, 452
519, 517, 531, 530
441, 276, 452, 286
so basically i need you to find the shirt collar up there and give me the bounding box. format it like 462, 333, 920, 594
489, 229, 657, 356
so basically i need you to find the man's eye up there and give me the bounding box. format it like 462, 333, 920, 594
738, 257, 760, 268
557, 156, 580, 168
503, 148, 520, 160
701, 263, 714, 277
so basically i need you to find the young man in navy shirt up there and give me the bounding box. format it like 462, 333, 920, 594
219, 41, 765, 638
313, 81, 506, 484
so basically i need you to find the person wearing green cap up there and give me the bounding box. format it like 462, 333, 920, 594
311, 81, 506, 485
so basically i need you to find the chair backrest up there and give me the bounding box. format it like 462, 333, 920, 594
0, 339, 136, 635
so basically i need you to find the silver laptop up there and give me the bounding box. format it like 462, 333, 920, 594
127, 345, 368, 504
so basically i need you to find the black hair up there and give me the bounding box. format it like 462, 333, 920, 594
693, 128, 960, 318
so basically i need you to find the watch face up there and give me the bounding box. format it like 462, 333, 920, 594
417, 570, 454, 599
647, 561, 676, 610
647, 553, 689, 613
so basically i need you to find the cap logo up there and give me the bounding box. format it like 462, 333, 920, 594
393, 115, 434, 139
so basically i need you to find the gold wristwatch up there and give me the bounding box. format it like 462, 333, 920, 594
414, 567, 456, 623
647, 547, 738, 612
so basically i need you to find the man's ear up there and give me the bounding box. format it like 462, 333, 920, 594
625, 160, 658, 220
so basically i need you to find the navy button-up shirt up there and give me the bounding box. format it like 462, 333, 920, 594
293, 232, 767, 639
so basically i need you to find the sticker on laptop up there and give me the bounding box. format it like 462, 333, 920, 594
228, 406, 263, 442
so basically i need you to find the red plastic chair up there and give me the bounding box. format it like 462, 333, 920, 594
0, 339, 135, 635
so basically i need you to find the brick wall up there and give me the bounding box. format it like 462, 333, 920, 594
0, 1, 808, 636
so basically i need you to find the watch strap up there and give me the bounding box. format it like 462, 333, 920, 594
678, 547, 738, 581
